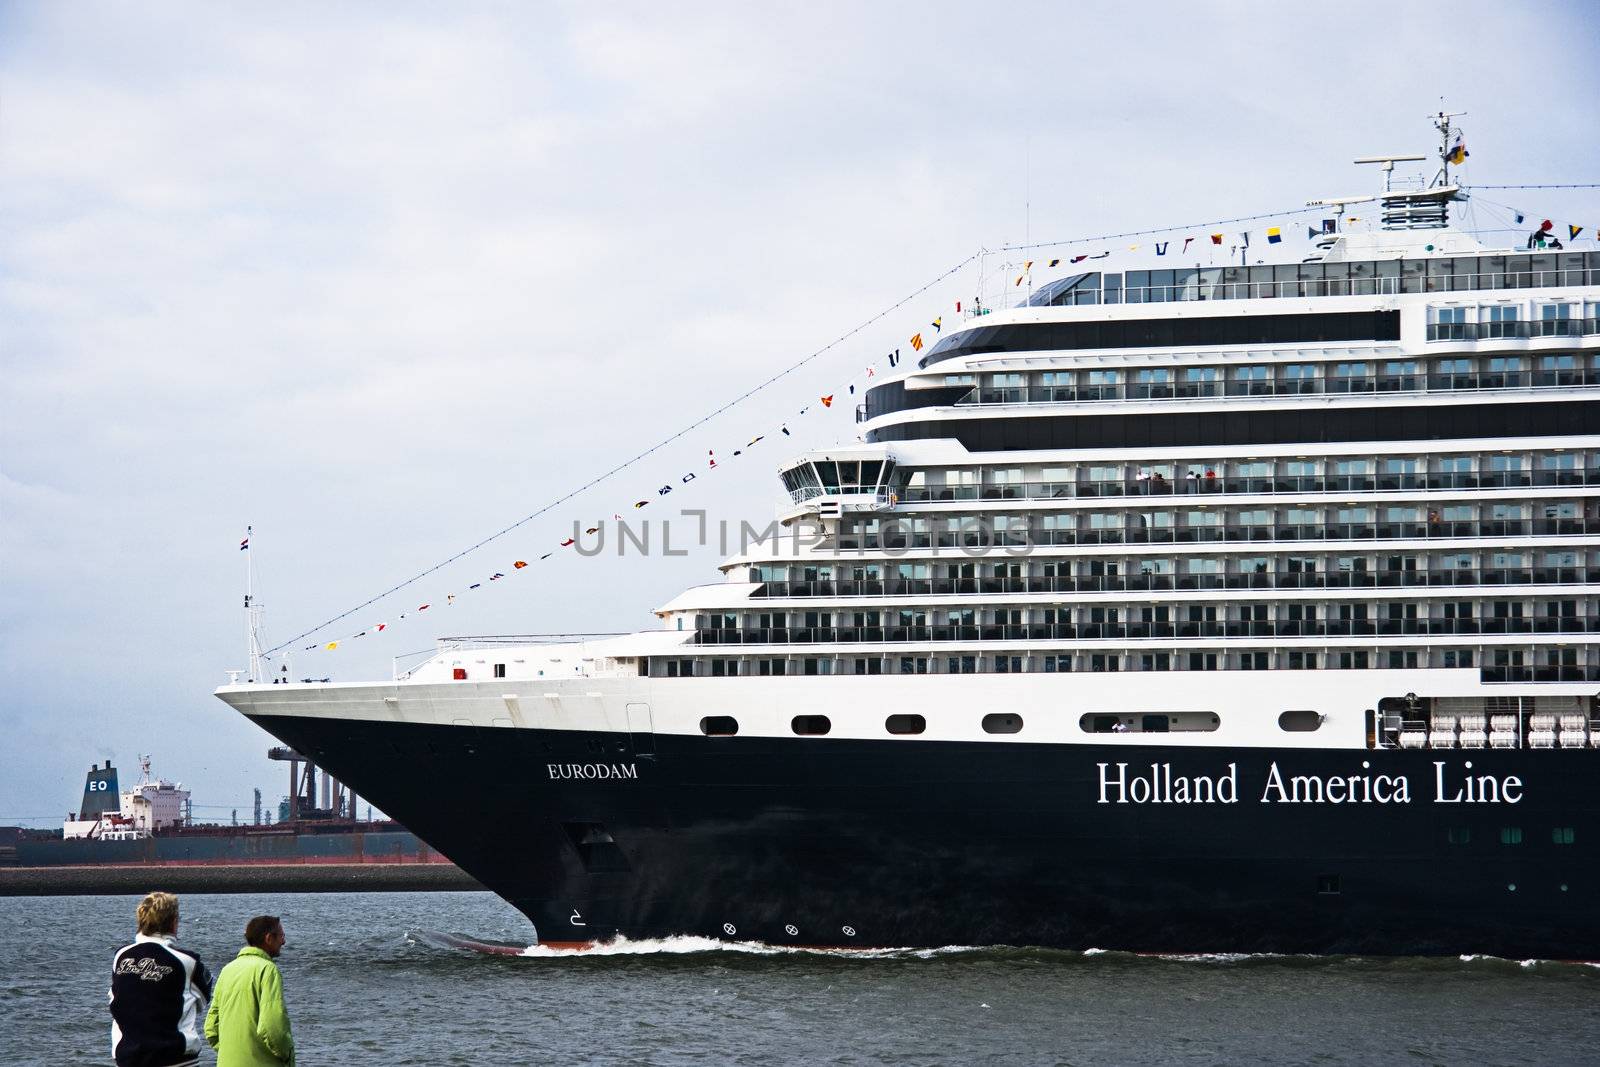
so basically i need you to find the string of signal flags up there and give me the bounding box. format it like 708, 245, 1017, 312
263, 190, 1598, 657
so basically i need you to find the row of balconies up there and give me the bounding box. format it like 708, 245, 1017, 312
1427, 319, 1600, 341
832, 518, 1598, 551
746, 568, 1600, 598
656, 657, 1600, 683
953, 366, 1600, 409
694, 617, 1600, 646
897, 468, 1598, 502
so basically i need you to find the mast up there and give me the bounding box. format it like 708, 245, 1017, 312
1434, 107, 1466, 188
244, 524, 266, 683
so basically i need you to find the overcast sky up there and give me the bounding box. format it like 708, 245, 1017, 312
3, 1, 1598, 824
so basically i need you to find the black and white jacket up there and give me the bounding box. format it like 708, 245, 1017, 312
108, 933, 213, 1067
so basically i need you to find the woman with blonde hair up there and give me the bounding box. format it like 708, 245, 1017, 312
109, 891, 214, 1067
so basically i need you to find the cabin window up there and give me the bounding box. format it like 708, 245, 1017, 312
885, 714, 926, 736
1316, 874, 1341, 895
1278, 710, 1322, 732
493, 663, 506, 679
1553, 827, 1576, 845
982, 713, 1023, 734
699, 716, 739, 737
1500, 827, 1523, 845
792, 715, 832, 736
1447, 827, 1471, 845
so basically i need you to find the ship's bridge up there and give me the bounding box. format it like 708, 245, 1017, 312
777, 446, 898, 524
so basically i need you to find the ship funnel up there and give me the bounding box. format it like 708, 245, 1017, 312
79, 762, 120, 820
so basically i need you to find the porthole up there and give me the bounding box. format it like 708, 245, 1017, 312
886, 714, 926, 735
1279, 710, 1323, 732
982, 713, 1023, 735
699, 715, 739, 737
792, 714, 832, 736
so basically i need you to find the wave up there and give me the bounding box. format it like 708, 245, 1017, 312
517, 934, 980, 959
411, 929, 1600, 970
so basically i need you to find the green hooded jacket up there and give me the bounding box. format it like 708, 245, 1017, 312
204, 946, 294, 1066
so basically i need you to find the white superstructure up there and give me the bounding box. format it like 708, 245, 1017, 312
63, 757, 189, 841
220, 134, 1600, 761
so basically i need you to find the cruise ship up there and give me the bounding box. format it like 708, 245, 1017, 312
217, 132, 1600, 958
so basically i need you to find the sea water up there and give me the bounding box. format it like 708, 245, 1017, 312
3, 891, 1597, 1065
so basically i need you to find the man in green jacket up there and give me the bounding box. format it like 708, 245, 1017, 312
205, 915, 294, 1066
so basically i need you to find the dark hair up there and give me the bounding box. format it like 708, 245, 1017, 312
244, 915, 282, 948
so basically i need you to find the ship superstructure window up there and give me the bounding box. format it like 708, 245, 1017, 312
699, 716, 739, 737
1434, 305, 1468, 339
1553, 828, 1576, 845
1538, 302, 1575, 336
1484, 304, 1519, 338
1500, 827, 1523, 846
886, 714, 926, 735
1085, 370, 1120, 400
792, 715, 831, 736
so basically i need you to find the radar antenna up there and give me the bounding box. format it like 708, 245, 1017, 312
1308, 112, 1469, 233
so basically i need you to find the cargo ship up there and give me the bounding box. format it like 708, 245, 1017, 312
0, 756, 447, 869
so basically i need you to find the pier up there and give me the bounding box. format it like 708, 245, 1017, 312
0, 861, 482, 896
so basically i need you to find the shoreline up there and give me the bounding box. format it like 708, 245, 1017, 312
0, 863, 483, 896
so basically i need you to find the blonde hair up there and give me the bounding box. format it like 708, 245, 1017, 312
136, 892, 179, 936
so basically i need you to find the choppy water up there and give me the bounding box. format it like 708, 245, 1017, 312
4, 891, 1599, 1065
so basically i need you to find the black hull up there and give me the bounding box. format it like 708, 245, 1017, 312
251, 714, 1600, 958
